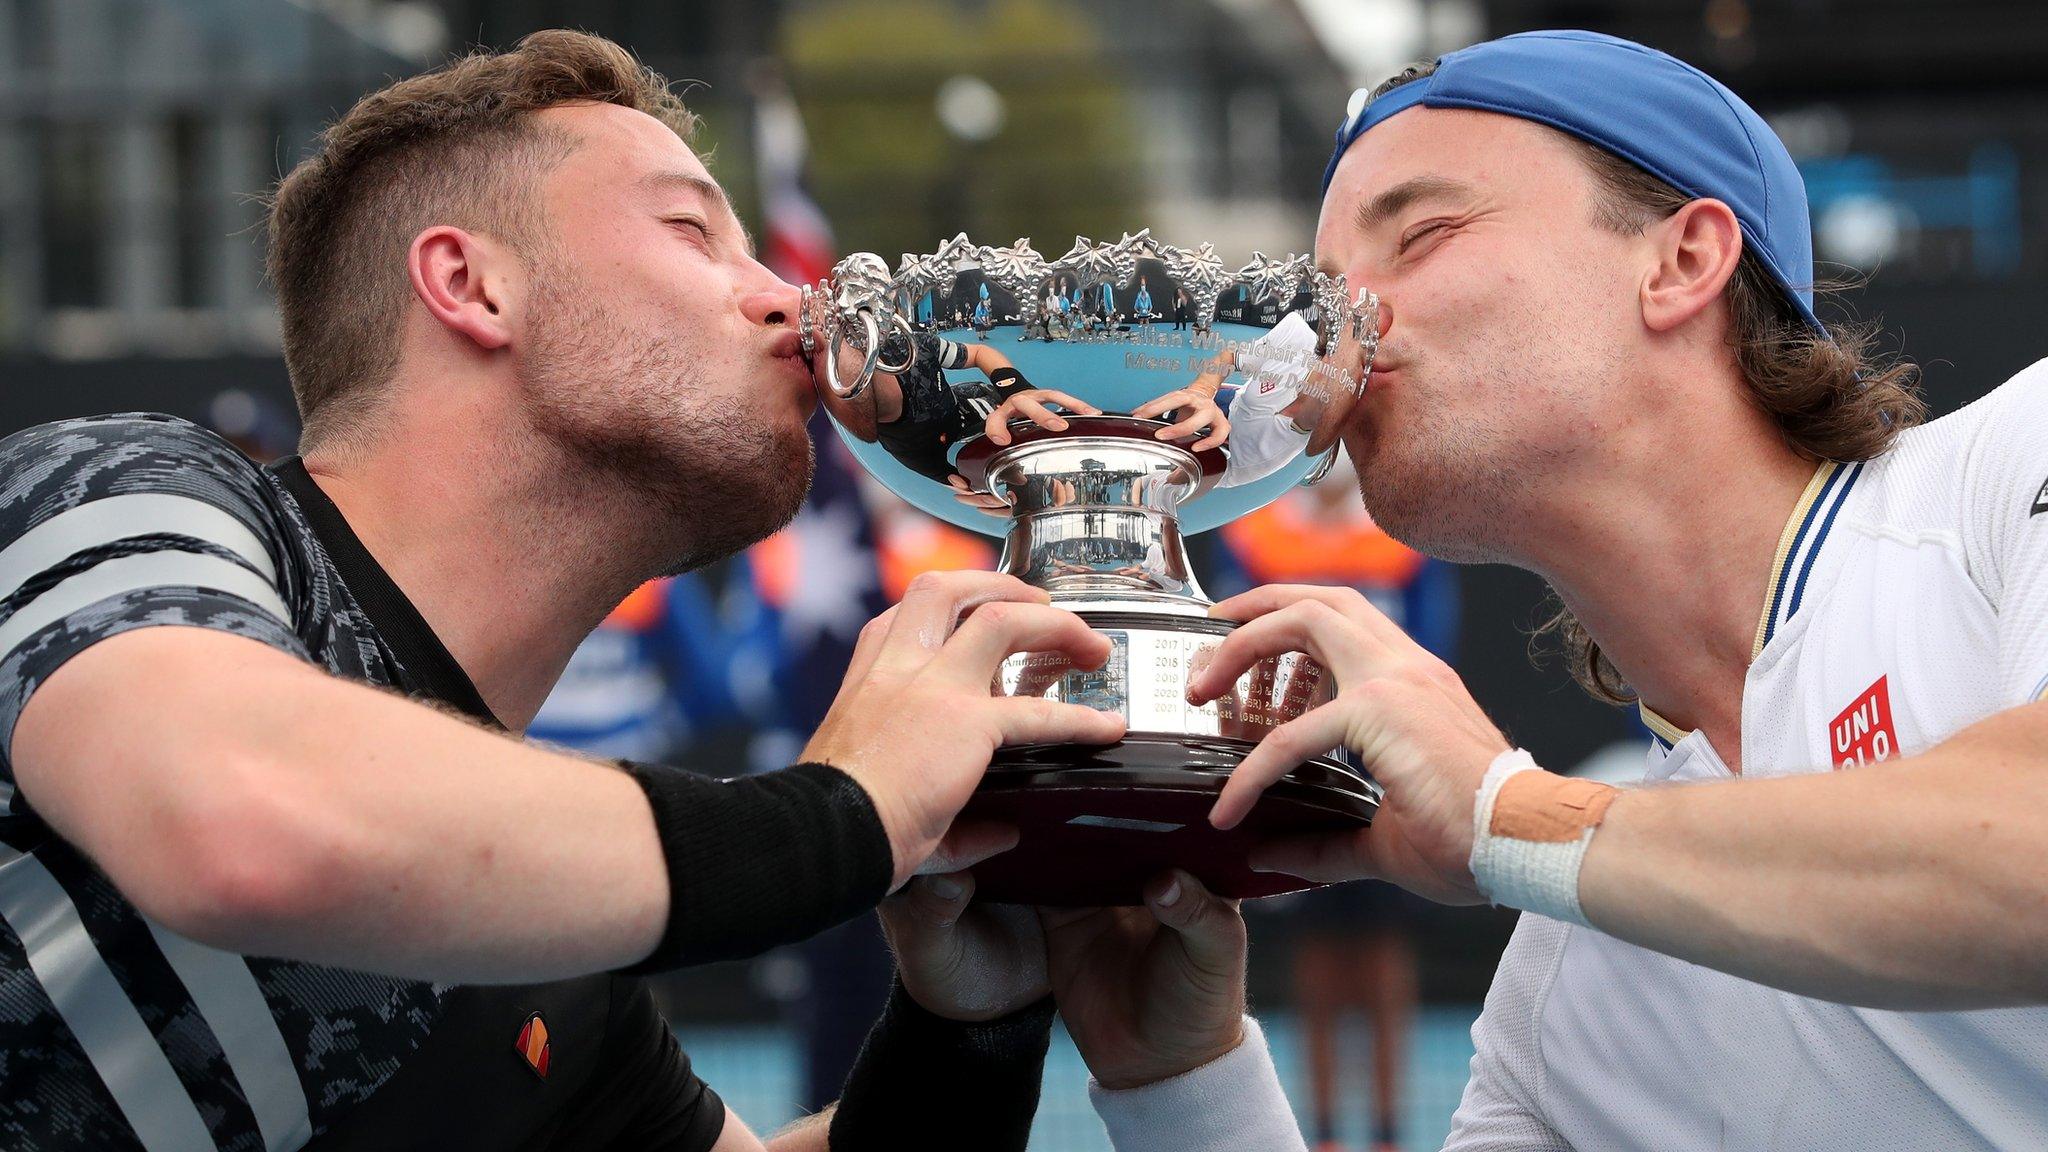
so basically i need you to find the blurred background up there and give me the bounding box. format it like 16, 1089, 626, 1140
2, 1, 2043, 1148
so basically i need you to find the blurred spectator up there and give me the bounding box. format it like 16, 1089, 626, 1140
204, 388, 299, 463
866, 480, 999, 600
527, 574, 754, 763
1214, 454, 1458, 1152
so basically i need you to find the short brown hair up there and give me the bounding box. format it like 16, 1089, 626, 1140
265, 30, 699, 449
1362, 62, 1925, 704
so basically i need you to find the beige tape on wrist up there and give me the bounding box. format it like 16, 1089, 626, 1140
1468, 749, 1621, 926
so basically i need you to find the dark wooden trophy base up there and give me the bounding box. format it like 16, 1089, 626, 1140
957, 735, 1379, 906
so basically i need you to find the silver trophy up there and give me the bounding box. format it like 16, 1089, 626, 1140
801, 232, 1384, 905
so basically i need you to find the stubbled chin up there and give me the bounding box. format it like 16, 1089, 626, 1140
1339, 403, 1385, 463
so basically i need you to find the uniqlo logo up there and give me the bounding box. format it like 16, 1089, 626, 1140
1829, 675, 1897, 769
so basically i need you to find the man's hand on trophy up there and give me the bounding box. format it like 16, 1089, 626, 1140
1042, 870, 1248, 1089
878, 864, 1251, 1090
1130, 387, 1231, 453
800, 571, 1128, 890
1185, 584, 1510, 906
983, 388, 1100, 446
880, 867, 1050, 1022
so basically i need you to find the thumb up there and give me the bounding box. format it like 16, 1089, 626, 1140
1143, 869, 1245, 980
916, 820, 1021, 879
886, 872, 975, 935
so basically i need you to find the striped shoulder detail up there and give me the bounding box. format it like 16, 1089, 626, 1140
0, 416, 309, 798
0, 491, 280, 596
0, 513, 294, 652
0, 417, 292, 626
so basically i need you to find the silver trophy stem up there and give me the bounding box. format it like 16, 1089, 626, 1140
986, 436, 1210, 610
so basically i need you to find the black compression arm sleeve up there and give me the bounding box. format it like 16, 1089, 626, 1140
615, 761, 893, 973
828, 979, 1054, 1152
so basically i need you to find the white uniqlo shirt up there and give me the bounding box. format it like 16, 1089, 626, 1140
1446, 361, 2048, 1151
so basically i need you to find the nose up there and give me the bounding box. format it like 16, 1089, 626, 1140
1374, 297, 1394, 342
743, 276, 805, 329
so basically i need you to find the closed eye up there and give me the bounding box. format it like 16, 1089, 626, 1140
1396, 220, 1450, 255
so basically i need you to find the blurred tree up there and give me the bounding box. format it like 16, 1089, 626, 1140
780, 0, 1142, 259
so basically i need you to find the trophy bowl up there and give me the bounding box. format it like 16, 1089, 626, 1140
800, 231, 1385, 905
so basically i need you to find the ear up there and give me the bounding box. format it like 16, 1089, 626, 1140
407, 226, 515, 352
1639, 198, 1743, 334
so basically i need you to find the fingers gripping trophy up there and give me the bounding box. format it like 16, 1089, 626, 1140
800, 231, 1384, 905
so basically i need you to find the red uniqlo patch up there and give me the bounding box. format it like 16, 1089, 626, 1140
1829, 675, 1897, 769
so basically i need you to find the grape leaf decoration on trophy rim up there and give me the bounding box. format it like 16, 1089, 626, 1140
894, 231, 974, 308
1234, 251, 1313, 310
1050, 235, 1125, 296
1153, 241, 1233, 330
976, 238, 1054, 330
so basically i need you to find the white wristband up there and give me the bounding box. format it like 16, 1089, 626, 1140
1089, 1017, 1306, 1152
1468, 748, 1613, 927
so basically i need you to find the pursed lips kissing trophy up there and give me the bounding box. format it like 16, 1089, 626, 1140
800, 230, 1384, 905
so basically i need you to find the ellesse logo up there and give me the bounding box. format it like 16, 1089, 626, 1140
2031, 475, 2048, 517
515, 1013, 552, 1080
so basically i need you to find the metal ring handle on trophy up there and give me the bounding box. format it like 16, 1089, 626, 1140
800, 231, 1386, 904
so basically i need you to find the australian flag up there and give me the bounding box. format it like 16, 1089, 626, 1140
751, 420, 889, 758
743, 66, 897, 1113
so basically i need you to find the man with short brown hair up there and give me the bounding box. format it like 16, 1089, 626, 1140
0, 29, 1252, 1152
264, 30, 703, 452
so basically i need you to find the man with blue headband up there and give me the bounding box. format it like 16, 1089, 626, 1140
1183, 29, 2048, 1150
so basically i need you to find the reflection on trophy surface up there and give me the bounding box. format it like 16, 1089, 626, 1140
801, 231, 1386, 904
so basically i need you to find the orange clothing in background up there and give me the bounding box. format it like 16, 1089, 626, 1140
1221, 495, 1424, 586
877, 518, 998, 601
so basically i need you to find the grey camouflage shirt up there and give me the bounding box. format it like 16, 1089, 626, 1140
0, 414, 442, 1152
